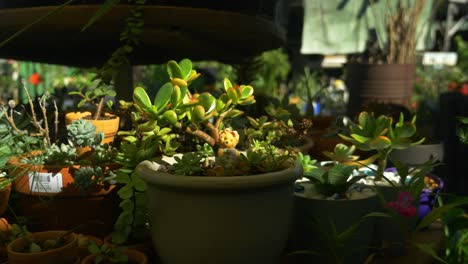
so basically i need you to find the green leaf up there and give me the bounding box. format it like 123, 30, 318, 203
162, 110, 178, 125
131, 172, 147, 191
77, 99, 87, 108
30, 242, 42, 253
167, 60, 184, 79
133, 87, 152, 112
153, 83, 173, 111
119, 199, 134, 212
350, 134, 370, 144
117, 184, 134, 199
368, 136, 391, 149
223, 78, 233, 91
198, 93, 216, 114
240, 85, 254, 98
226, 87, 239, 103
82, 0, 120, 31
178, 59, 192, 79
415, 197, 468, 232
107, 90, 117, 97
414, 243, 447, 263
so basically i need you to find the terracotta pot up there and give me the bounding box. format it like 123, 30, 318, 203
81, 248, 148, 264
0, 218, 11, 262
345, 63, 415, 117
137, 158, 302, 264
7, 230, 78, 264
0, 180, 12, 215
8, 155, 120, 237
65, 111, 120, 145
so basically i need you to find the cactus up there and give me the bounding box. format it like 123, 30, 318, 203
339, 111, 424, 181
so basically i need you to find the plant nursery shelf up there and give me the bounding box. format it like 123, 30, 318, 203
0, 5, 285, 67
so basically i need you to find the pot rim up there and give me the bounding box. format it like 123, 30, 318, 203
137, 160, 302, 191
7, 230, 77, 256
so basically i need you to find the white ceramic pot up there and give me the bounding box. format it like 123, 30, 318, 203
390, 143, 444, 166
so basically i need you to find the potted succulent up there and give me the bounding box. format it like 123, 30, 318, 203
291, 150, 379, 264
4, 91, 120, 236
114, 58, 301, 264
82, 242, 147, 264
6, 227, 79, 264
66, 83, 120, 145
338, 111, 425, 185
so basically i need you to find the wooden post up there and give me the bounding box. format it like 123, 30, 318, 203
114, 64, 133, 103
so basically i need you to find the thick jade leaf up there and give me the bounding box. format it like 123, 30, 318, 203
227, 87, 239, 103
394, 123, 416, 138
162, 110, 178, 124
350, 134, 370, 143
167, 60, 184, 79
170, 85, 182, 106
224, 78, 233, 91
375, 115, 390, 134
240, 85, 254, 98
198, 93, 216, 114
191, 105, 206, 123
153, 83, 173, 111
133, 87, 152, 111
239, 95, 256, 105
369, 136, 391, 149
179, 59, 192, 79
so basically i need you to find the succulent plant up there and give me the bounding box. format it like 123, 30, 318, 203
339, 111, 424, 181
303, 163, 364, 198
67, 119, 104, 148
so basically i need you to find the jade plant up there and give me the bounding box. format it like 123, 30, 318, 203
111, 58, 297, 244
339, 111, 424, 181
322, 143, 377, 168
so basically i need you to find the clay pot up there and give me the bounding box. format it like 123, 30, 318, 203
81, 248, 148, 264
65, 111, 120, 145
8, 154, 120, 237
0, 180, 12, 215
7, 230, 78, 264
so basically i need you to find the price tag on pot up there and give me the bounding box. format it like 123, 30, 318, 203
28, 172, 63, 193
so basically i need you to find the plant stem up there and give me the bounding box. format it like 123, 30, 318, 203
376, 150, 389, 182
94, 97, 105, 120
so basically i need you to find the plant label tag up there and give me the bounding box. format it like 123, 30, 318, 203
28, 172, 63, 193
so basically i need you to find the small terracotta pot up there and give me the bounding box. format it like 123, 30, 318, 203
7, 231, 78, 264
81, 248, 148, 264
65, 112, 120, 145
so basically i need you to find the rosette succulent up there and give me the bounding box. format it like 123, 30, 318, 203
67, 119, 104, 147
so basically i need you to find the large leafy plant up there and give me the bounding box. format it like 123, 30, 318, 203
111, 58, 296, 244
339, 111, 424, 181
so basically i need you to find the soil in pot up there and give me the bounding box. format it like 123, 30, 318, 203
6, 230, 78, 264
291, 183, 378, 264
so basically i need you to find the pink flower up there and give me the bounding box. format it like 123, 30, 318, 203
385, 191, 417, 218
